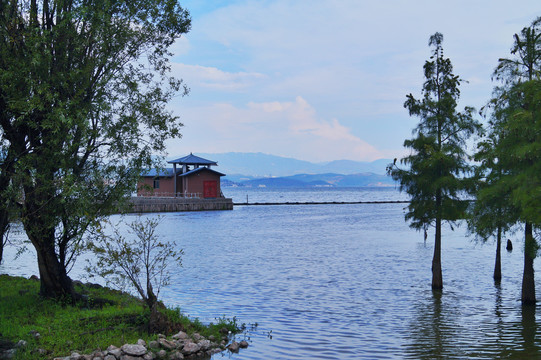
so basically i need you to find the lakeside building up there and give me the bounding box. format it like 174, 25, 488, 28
137, 153, 226, 199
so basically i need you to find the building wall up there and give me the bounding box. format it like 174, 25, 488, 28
184, 171, 222, 197
137, 176, 175, 196
137, 170, 223, 198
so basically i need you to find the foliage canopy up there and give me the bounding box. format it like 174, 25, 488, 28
0, 0, 190, 299
87, 216, 183, 313
389, 32, 480, 230
473, 17, 541, 304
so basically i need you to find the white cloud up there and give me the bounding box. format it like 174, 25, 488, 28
170, 36, 191, 58
168, 97, 383, 162
249, 97, 360, 142
171, 63, 265, 91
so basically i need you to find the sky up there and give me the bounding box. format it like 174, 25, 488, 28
164, 0, 541, 163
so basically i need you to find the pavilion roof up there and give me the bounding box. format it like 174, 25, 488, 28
140, 168, 181, 178
167, 153, 217, 166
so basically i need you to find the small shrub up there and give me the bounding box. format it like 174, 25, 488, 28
87, 216, 183, 314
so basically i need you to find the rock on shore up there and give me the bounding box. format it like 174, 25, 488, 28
48, 331, 248, 360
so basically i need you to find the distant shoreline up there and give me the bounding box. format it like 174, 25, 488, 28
234, 200, 409, 206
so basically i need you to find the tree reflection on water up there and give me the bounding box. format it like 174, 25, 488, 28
405, 284, 541, 359
404, 290, 461, 359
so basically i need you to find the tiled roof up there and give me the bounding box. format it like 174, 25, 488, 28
178, 167, 225, 177
141, 168, 180, 177
141, 166, 225, 177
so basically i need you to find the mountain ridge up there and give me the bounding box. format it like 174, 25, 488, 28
192, 152, 392, 177
222, 172, 395, 188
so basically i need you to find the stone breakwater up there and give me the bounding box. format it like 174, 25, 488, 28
126, 197, 233, 213
51, 332, 249, 360
0, 331, 248, 360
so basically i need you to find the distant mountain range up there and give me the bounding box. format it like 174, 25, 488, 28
196, 152, 392, 177
183, 152, 396, 188
222, 172, 395, 188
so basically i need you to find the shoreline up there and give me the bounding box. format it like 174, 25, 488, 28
0, 274, 248, 360
234, 200, 410, 205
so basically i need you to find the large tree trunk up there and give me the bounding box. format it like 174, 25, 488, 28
31, 234, 75, 300
494, 226, 502, 282
146, 284, 162, 334
432, 217, 443, 289
522, 222, 536, 305
146, 283, 158, 311
23, 201, 75, 300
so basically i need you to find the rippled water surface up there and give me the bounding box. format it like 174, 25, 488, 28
225, 186, 410, 203
2, 188, 541, 359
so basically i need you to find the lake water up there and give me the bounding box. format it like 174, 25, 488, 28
225, 186, 410, 203
2, 187, 540, 359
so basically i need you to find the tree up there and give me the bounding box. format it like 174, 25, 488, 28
0, 0, 190, 300
0, 143, 24, 265
87, 216, 183, 327
482, 17, 541, 304
0, 194, 17, 265
466, 130, 517, 282
388, 33, 481, 290
0, 18, 22, 265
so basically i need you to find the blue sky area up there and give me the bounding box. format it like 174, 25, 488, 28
164, 0, 541, 163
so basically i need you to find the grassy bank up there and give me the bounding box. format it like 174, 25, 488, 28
0, 274, 240, 359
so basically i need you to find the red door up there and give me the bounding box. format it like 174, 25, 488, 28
203, 180, 217, 198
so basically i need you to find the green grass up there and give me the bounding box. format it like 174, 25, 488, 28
0, 275, 240, 359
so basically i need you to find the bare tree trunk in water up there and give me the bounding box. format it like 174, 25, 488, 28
432, 217, 443, 290
522, 222, 536, 305
494, 226, 502, 282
